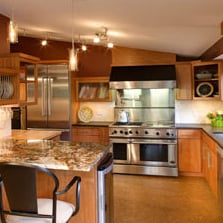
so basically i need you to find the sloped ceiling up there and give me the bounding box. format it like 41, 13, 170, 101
0, 0, 223, 58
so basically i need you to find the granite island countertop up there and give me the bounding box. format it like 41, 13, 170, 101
0, 139, 111, 171
6, 129, 62, 140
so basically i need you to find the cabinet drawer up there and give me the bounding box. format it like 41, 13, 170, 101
71, 126, 109, 143
72, 127, 102, 136
178, 129, 201, 139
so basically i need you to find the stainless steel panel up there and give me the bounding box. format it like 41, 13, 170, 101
113, 164, 178, 177
47, 64, 70, 129
27, 67, 48, 128
27, 64, 70, 130
109, 80, 176, 89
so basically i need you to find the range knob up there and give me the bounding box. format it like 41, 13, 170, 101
156, 131, 160, 136
129, 130, 133, 134
120, 130, 124, 134
113, 130, 117, 135
135, 130, 140, 135
144, 130, 149, 135
166, 132, 170, 136
125, 131, 128, 135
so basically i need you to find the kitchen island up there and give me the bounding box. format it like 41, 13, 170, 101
0, 137, 112, 223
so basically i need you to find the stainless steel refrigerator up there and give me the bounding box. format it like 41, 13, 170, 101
27, 63, 70, 140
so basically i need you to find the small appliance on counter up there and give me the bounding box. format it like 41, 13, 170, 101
117, 110, 129, 123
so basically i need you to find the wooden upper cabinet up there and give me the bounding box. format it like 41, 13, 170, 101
175, 62, 192, 100
0, 53, 40, 105
75, 76, 112, 102
192, 61, 222, 100
0, 68, 19, 106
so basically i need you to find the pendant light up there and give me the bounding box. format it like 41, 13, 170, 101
9, 20, 18, 43
9, 0, 18, 43
69, 0, 78, 71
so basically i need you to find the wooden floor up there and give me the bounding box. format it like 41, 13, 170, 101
113, 174, 223, 223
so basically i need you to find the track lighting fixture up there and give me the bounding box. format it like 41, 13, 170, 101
41, 39, 47, 46
93, 27, 114, 48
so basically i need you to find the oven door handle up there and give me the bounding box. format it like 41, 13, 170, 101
129, 139, 177, 144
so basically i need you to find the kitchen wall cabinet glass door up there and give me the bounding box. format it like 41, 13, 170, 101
75, 77, 112, 102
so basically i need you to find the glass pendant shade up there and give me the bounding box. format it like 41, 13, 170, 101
69, 48, 78, 71
9, 20, 18, 43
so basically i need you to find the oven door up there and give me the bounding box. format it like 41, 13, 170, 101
130, 139, 177, 167
110, 138, 131, 164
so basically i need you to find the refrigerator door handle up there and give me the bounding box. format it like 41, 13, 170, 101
48, 77, 53, 116
42, 77, 47, 116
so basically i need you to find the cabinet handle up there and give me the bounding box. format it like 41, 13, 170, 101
208, 151, 211, 168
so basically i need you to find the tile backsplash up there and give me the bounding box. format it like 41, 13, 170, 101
79, 102, 115, 122
79, 100, 223, 124
175, 100, 223, 124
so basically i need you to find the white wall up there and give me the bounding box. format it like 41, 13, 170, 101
175, 100, 223, 124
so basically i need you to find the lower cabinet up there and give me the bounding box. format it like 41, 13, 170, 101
71, 126, 109, 143
178, 129, 202, 176
202, 131, 218, 198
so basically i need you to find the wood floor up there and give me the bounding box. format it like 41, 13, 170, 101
113, 174, 223, 223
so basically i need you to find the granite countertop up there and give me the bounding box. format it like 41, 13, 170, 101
176, 123, 223, 150
6, 130, 62, 140
0, 138, 111, 171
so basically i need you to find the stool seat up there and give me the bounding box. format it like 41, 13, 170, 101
0, 162, 81, 223
7, 199, 75, 223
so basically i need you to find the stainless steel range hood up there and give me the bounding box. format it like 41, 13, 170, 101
109, 65, 176, 89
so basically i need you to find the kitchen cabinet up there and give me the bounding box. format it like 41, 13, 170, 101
178, 129, 202, 176
0, 68, 19, 105
71, 126, 109, 143
75, 77, 112, 102
175, 62, 192, 100
0, 53, 40, 105
202, 131, 218, 198
192, 61, 222, 100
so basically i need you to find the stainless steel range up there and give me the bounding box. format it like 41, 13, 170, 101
109, 64, 178, 177
109, 122, 178, 177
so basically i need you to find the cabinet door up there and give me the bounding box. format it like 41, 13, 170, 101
0, 68, 19, 105
175, 63, 192, 100
75, 77, 112, 102
0, 53, 39, 106
178, 129, 202, 175
202, 132, 218, 198
207, 149, 218, 197
192, 61, 222, 100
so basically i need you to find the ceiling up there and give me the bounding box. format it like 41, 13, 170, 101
0, 0, 223, 57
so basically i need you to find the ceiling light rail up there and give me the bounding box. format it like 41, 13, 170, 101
93, 27, 114, 48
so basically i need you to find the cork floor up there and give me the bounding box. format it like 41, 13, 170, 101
113, 174, 223, 223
